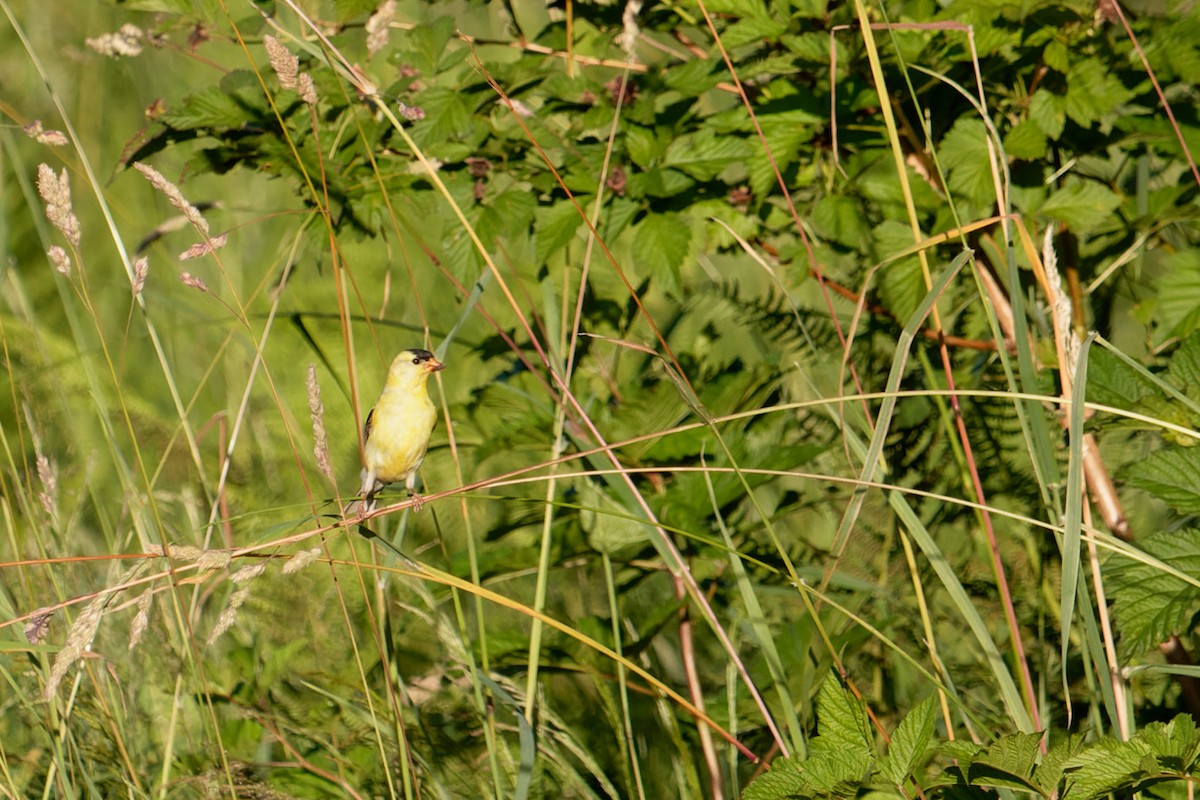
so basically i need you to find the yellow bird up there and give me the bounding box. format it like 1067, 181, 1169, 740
357, 348, 444, 513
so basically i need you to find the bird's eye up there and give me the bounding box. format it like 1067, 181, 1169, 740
412, 357, 421, 365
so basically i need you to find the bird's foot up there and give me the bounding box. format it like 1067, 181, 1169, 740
409, 491, 425, 513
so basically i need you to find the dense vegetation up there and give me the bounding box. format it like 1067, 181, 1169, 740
3, 0, 1200, 797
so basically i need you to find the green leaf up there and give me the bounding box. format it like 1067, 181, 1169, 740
812, 679, 873, 762
1128, 450, 1200, 514
1065, 58, 1135, 128
1062, 737, 1153, 800
1043, 39, 1069, 72
1037, 181, 1122, 232
580, 482, 649, 558
1106, 529, 1200, 653
663, 58, 722, 96
1030, 90, 1066, 140
967, 732, 1043, 792
1157, 251, 1200, 339
663, 132, 752, 181
1168, 333, 1200, 395
1004, 120, 1048, 160
874, 220, 925, 323
939, 117, 996, 207
720, 14, 789, 47
160, 86, 251, 130
510, 0, 551, 40
879, 695, 937, 785
535, 201, 585, 262
626, 167, 695, 199
633, 212, 692, 292
1035, 734, 1087, 794
1083, 347, 1156, 410
1138, 716, 1200, 772
624, 125, 664, 168
811, 195, 870, 249
742, 756, 807, 800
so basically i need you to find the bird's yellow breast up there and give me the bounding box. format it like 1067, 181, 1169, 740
363, 384, 438, 484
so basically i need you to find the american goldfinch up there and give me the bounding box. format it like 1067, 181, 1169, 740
357, 348, 444, 512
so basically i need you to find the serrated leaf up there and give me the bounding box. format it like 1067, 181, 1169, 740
1105, 529, 1200, 653
1083, 347, 1156, 410
1005, 120, 1048, 160
1062, 737, 1154, 800
1168, 333, 1200, 394
663, 132, 752, 181
633, 213, 691, 292
511, 0, 551, 40
1030, 90, 1066, 140
812, 679, 873, 763
1137, 716, 1200, 772
535, 201, 585, 262
624, 125, 663, 169
626, 166, 695, 199
409, 86, 475, 148
1065, 58, 1135, 127
1158, 251, 1200, 340
160, 87, 251, 130
1038, 181, 1122, 232
720, 14, 789, 47
1128, 450, 1200, 514
879, 695, 937, 785
1035, 734, 1087, 794
940, 117, 996, 207
742, 756, 807, 800
1043, 39, 1069, 72
811, 195, 870, 249
874, 220, 925, 323
968, 732, 1043, 790
580, 482, 649, 558
663, 58, 722, 96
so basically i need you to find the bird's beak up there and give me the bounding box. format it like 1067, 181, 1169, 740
426, 357, 446, 373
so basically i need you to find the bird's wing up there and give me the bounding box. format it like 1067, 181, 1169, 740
363, 406, 376, 443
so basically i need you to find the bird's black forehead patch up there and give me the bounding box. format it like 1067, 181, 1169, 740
409, 349, 436, 361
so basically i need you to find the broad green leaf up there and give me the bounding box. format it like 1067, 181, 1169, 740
742, 756, 807, 800
535, 201, 585, 262
1038, 181, 1122, 232
1004, 120, 1048, 160
1168, 333, 1200, 394
624, 125, 664, 168
1035, 734, 1087, 794
663, 58, 722, 96
874, 220, 926, 323
721, 14, 789, 47
939, 117, 997, 207
812, 678, 873, 762
1065, 58, 1135, 128
510, 0, 551, 40
1137, 716, 1200, 771
663, 132, 752, 181
1128, 451, 1200, 514
1105, 529, 1200, 653
1062, 737, 1154, 800
580, 482, 649, 558
1030, 90, 1067, 140
879, 695, 937, 785
967, 732, 1043, 791
633, 212, 691, 291
1157, 251, 1200, 340
161, 86, 251, 130
1083, 346, 1156, 410
811, 195, 870, 250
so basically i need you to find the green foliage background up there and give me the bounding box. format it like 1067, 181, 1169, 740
3, 0, 1200, 797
